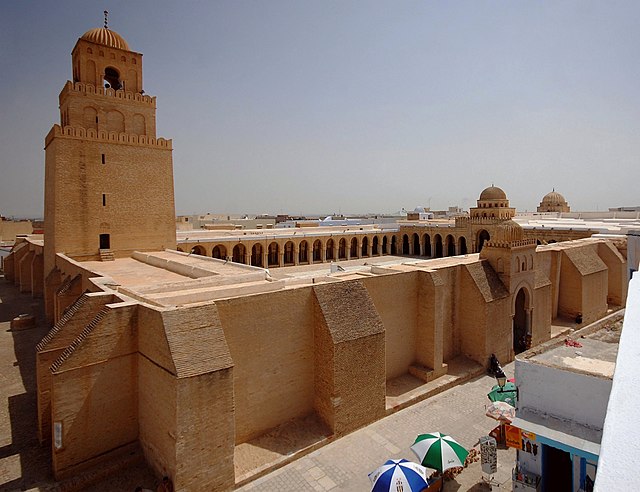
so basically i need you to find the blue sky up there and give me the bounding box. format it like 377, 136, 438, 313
1, 1, 639, 217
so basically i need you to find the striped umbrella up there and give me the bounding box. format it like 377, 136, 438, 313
368, 459, 430, 492
411, 432, 469, 473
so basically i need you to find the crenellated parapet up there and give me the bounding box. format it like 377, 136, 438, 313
59, 81, 156, 106
485, 238, 537, 249
45, 124, 172, 149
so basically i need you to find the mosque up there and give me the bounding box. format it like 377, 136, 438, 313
3, 22, 629, 490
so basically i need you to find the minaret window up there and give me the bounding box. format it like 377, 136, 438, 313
104, 67, 122, 90
102, 194, 106, 206
101, 154, 105, 164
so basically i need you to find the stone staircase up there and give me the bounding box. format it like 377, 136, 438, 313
99, 249, 115, 261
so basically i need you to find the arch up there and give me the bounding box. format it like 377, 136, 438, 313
529, 255, 534, 270
176, 247, 184, 253
513, 286, 531, 354
372, 236, 379, 255
87, 47, 93, 54
132, 113, 146, 135
284, 241, 294, 265
477, 229, 490, 252
267, 242, 279, 267
496, 257, 504, 273
103, 66, 122, 90
251, 244, 263, 267
212, 244, 227, 259
548, 240, 557, 244
232, 244, 246, 264
86, 59, 97, 86
458, 236, 467, 255
536, 239, 542, 245
361, 236, 369, 257
391, 236, 397, 255
338, 238, 347, 259
83, 106, 98, 130
326, 239, 335, 260
382, 236, 388, 255
445, 235, 455, 256
434, 234, 443, 258
313, 240, 322, 262
516, 256, 521, 272
107, 110, 124, 133
402, 234, 410, 255
190, 245, 206, 256
423, 234, 431, 257
350, 237, 358, 258
413, 233, 420, 255
299, 240, 309, 263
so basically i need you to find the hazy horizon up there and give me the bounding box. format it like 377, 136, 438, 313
1, 1, 639, 218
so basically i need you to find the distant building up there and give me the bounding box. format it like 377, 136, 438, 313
537, 189, 570, 213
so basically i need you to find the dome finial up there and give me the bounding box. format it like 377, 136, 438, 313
104, 10, 109, 29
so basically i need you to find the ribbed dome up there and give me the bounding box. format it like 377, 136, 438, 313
542, 190, 566, 203
479, 186, 507, 201
493, 219, 524, 242
81, 28, 130, 51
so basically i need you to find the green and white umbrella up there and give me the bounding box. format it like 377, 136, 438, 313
411, 432, 469, 473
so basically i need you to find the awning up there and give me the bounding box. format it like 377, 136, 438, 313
511, 414, 600, 462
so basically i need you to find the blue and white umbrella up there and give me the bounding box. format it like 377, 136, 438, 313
368, 459, 430, 492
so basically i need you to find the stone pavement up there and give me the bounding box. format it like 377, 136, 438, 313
239, 368, 516, 491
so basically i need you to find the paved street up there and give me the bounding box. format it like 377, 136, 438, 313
239, 368, 516, 491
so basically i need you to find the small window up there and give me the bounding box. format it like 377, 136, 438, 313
121, 56, 126, 62
101, 154, 105, 164
102, 194, 106, 206
132, 58, 136, 64
99, 50, 104, 57
87, 48, 93, 54
96, 116, 99, 123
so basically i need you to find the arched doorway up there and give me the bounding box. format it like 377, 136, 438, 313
350, 238, 358, 258
361, 237, 369, 257
299, 241, 309, 263
313, 240, 322, 262
423, 234, 431, 257
391, 236, 397, 255
413, 233, 420, 255
458, 237, 467, 255
267, 242, 279, 267
372, 236, 379, 255
382, 236, 388, 254
477, 230, 490, 252
434, 234, 443, 258
232, 244, 246, 263
402, 234, 410, 255
212, 244, 227, 259
326, 239, 335, 261
338, 238, 347, 259
191, 245, 206, 256
446, 235, 455, 256
284, 241, 294, 265
251, 244, 263, 267
513, 287, 529, 355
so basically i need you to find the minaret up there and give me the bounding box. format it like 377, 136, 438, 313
44, 18, 176, 279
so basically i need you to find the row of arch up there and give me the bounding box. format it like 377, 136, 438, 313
80, 106, 146, 135
178, 230, 492, 268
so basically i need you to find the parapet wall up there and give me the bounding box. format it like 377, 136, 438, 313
44, 124, 172, 149
59, 81, 156, 106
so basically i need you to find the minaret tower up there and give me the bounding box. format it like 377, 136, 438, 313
44, 15, 176, 278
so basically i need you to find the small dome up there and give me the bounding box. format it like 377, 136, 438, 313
81, 28, 130, 51
414, 206, 426, 213
542, 190, 566, 203
493, 219, 524, 242
479, 186, 507, 201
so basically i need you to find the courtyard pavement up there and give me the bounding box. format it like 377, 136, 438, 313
0, 276, 514, 491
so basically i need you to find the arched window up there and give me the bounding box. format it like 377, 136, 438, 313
382, 236, 388, 255
361, 237, 369, 257
516, 256, 521, 272
434, 234, 443, 258
372, 236, 379, 255
446, 235, 455, 256
413, 233, 420, 255
103, 66, 122, 90
402, 234, 410, 255
191, 245, 206, 256
391, 236, 397, 255
423, 234, 431, 257
458, 236, 467, 255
